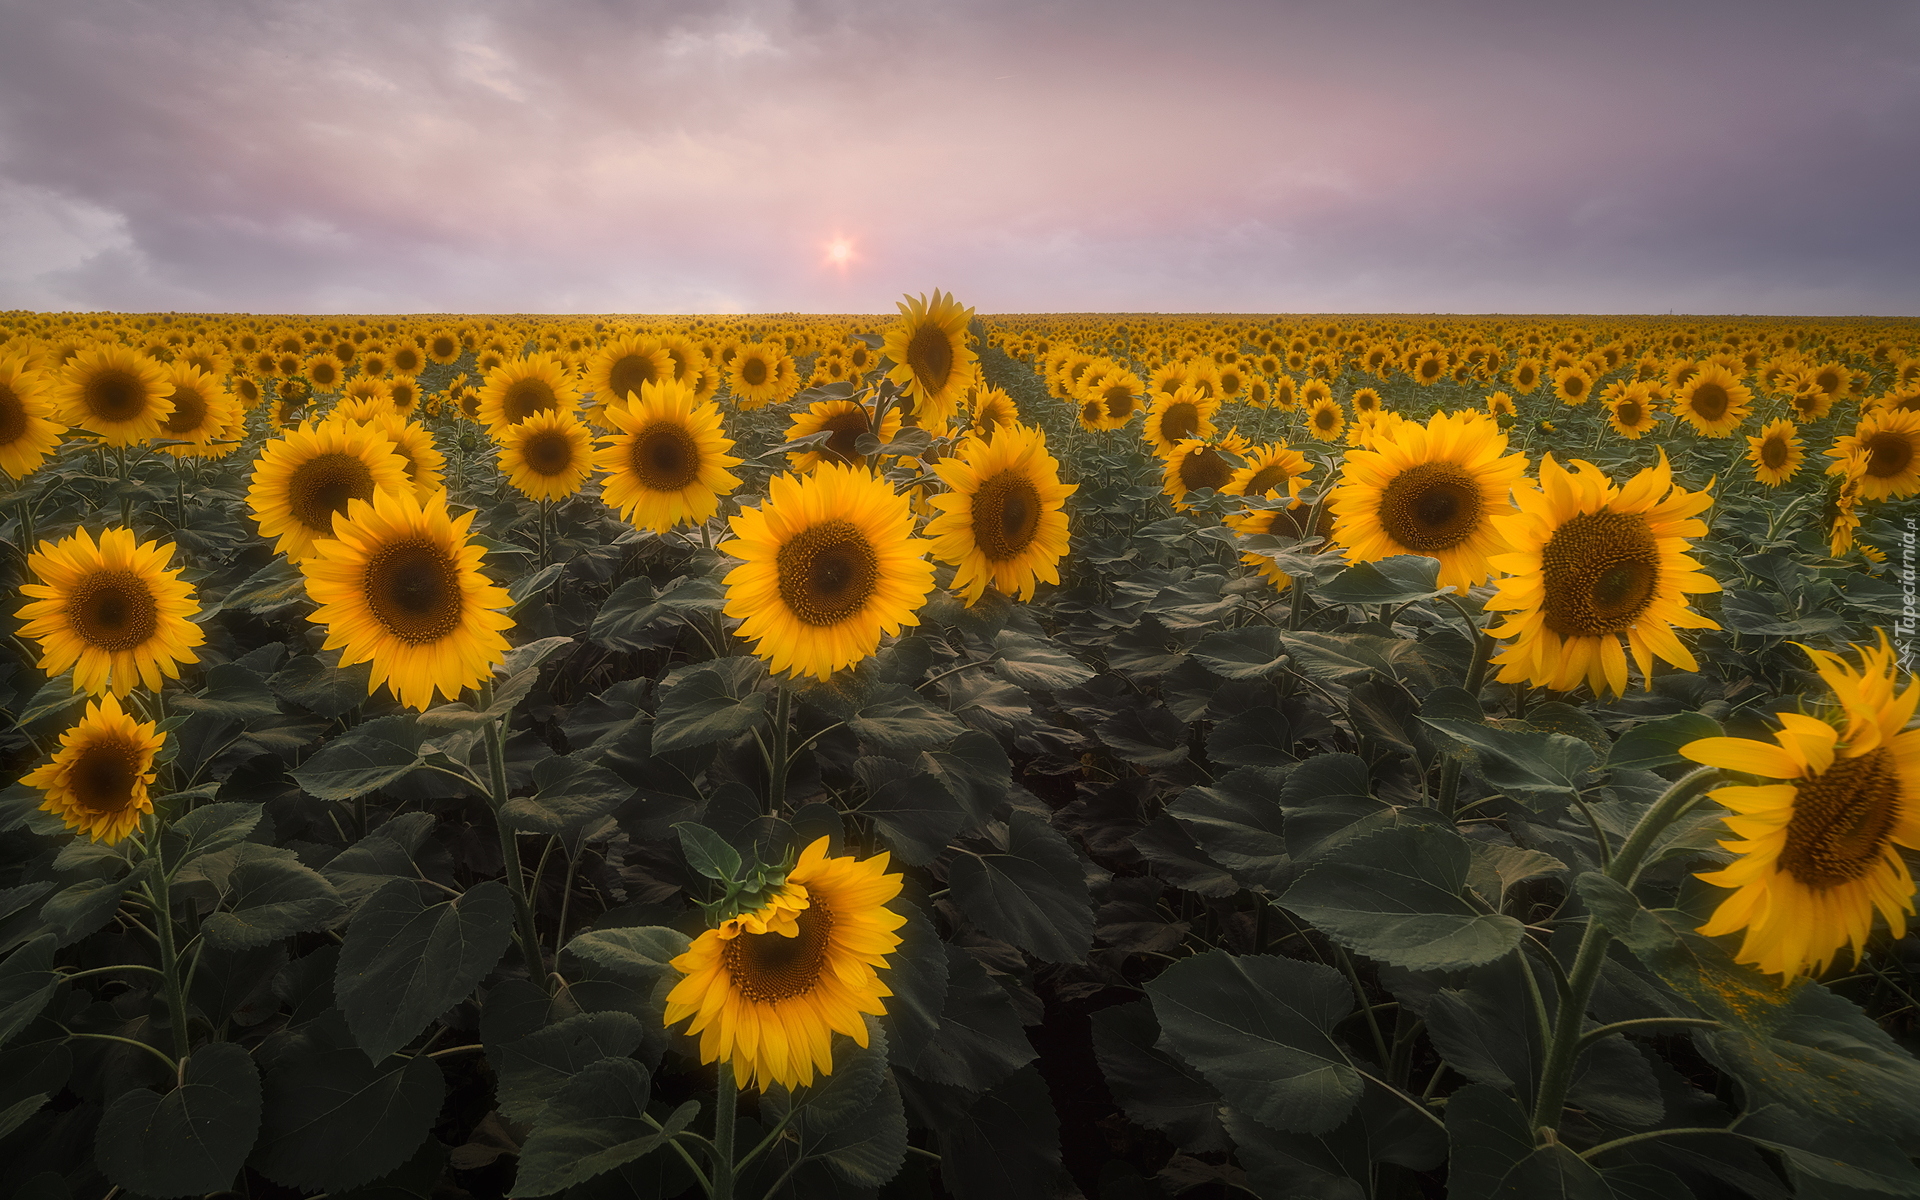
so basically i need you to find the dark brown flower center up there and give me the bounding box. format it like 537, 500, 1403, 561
1540, 510, 1660, 637
907, 323, 954, 394
1688, 382, 1730, 421
65, 569, 159, 651
288, 451, 378, 534
1242, 463, 1293, 497
363, 537, 463, 643
721, 903, 834, 1003
630, 422, 700, 491
1616, 400, 1643, 426
393, 346, 423, 374
973, 471, 1043, 560
1177, 447, 1233, 495
1160, 401, 1200, 444
776, 519, 878, 626
84, 368, 148, 423
0, 380, 27, 446
71, 737, 143, 814
430, 335, 458, 359
1313, 405, 1339, 431
1102, 384, 1135, 420
1780, 747, 1900, 889
608, 353, 660, 400
740, 356, 769, 387
1864, 431, 1914, 479
522, 429, 575, 476
1761, 435, 1790, 470
162, 385, 210, 435
1377, 461, 1484, 552
502, 377, 558, 423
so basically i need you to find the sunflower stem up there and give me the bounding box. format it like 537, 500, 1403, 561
481, 694, 548, 993
766, 685, 792, 816
538, 498, 551, 567
1529, 766, 1720, 1134
146, 846, 193, 1062
712, 1059, 738, 1200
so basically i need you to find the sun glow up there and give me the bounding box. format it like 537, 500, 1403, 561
824, 237, 854, 272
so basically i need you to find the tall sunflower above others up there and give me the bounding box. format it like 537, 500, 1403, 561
1485, 451, 1719, 698
1682, 635, 1920, 979
719, 462, 935, 681
883, 289, 978, 430
17, 527, 205, 697
665, 836, 907, 1092
299, 488, 515, 710
1329, 409, 1528, 593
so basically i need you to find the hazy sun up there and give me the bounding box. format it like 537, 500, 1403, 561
824, 237, 853, 271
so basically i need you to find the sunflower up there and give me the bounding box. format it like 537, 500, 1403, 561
1143, 386, 1219, 457
21, 693, 164, 845
300, 488, 514, 711
153, 364, 242, 459
0, 357, 64, 479
1825, 409, 1920, 501
970, 386, 1021, 438
247, 419, 413, 561
1485, 452, 1720, 698
1304, 396, 1345, 442
1673, 363, 1753, 437
1747, 418, 1804, 487
17, 527, 205, 696
583, 335, 673, 423
477, 354, 581, 431
497, 407, 595, 501
595, 378, 743, 532
784, 398, 901, 473
1788, 381, 1834, 422
1602, 381, 1662, 439
1160, 435, 1249, 512
719, 463, 934, 681
1080, 370, 1143, 431
1328, 410, 1526, 592
927, 424, 1075, 604
1226, 442, 1312, 500
370, 415, 446, 498
1270, 375, 1300, 411
385, 375, 423, 418
727, 342, 797, 410
664, 836, 906, 1092
882, 290, 977, 429
1682, 635, 1920, 979
1350, 387, 1384, 417
1484, 391, 1517, 418
1826, 464, 1867, 557
424, 328, 463, 366
1552, 365, 1595, 406
52, 344, 174, 446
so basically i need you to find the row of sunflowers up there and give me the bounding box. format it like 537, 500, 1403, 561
0, 296, 1917, 1199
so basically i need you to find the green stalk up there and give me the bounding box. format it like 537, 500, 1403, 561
147, 855, 192, 1061
766, 685, 792, 816
480, 683, 548, 992
1529, 767, 1719, 1132
712, 1059, 738, 1200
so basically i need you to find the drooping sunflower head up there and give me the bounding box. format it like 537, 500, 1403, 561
1604, 381, 1663, 439
16, 526, 205, 696
1747, 417, 1804, 488
664, 836, 907, 1091
299, 487, 514, 710
882, 289, 978, 430
1484, 390, 1517, 418
719, 463, 935, 681
594, 378, 743, 532
784, 398, 901, 473
477, 353, 582, 432
498, 406, 595, 501
971, 386, 1021, 439
1143, 385, 1220, 457
53, 344, 175, 446
246, 419, 414, 561
1485, 451, 1721, 698
0, 357, 64, 480
1329, 409, 1528, 592
22, 692, 164, 845
927, 423, 1076, 604
1226, 442, 1313, 501
1826, 408, 1920, 502
1682, 632, 1920, 978
1674, 363, 1753, 437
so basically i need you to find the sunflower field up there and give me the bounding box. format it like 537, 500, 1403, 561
2, 299, 1919, 1200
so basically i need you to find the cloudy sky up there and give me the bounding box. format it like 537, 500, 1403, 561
1, 0, 1916, 316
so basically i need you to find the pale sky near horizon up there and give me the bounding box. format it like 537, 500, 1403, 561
1, 0, 1916, 317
